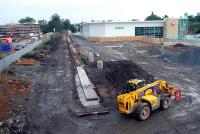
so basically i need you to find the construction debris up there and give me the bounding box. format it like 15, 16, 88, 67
76, 110, 109, 117
0, 76, 31, 121
15, 58, 37, 65
104, 60, 154, 89
171, 48, 200, 67
160, 47, 200, 67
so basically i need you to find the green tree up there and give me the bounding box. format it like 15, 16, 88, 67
145, 12, 162, 21
38, 20, 48, 25
70, 25, 77, 33
38, 20, 49, 33
189, 22, 200, 34
48, 14, 64, 32
40, 24, 50, 34
188, 15, 194, 22
194, 14, 200, 22
131, 19, 138, 21
188, 13, 200, 34
19, 17, 36, 24
162, 15, 169, 20
75, 24, 81, 32
63, 19, 71, 30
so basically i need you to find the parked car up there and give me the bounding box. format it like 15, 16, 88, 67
13, 44, 23, 50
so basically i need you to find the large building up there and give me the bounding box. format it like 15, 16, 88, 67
80, 18, 188, 44
0, 24, 41, 36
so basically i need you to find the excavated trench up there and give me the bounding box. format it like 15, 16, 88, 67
85, 60, 154, 110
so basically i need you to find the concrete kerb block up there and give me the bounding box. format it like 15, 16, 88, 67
75, 72, 99, 107
97, 60, 103, 69
88, 52, 94, 62
68, 42, 99, 106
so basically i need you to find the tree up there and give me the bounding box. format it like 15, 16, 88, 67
162, 15, 169, 20
48, 14, 64, 32
70, 25, 77, 33
189, 22, 200, 33
194, 15, 200, 22
188, 15, 194, 22
63, 19, 71, 30
19, 17, 36, 24
75, 24, 81, 32
131, 19, 139, 21
145, 12, 162, 21
188, 13, 200, 34
38, 20, 48, 25
40, 24, 50, 34
38, 20, 50, 33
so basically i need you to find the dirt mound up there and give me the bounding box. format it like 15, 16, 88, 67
0, 76, 31, 121
147, 47, 162, 55
174, 43, 186, 48
171, 48, 200, 67
104, 60, 154, 89
165, 44, 193, 53
159, 53, 174, 62
85, 60, 154, 109
22, 38, 60, 61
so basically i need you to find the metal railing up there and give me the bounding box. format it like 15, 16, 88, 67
0, 40, 42, 72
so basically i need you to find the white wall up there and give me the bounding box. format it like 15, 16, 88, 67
105, 22, 164, 37
89, 23, 105, 37
105, 23, 134, 37
82, 24, 90, 38
81, 21, 164, 38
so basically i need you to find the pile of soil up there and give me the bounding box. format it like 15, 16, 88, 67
159, 53, 174, 62
22, 38, 60, 61
0, 76, 31, 121
104, 60, 154, 90
147, 47, 162, 55
165, 43, 193, 53
120, 44, 135, 54
171, 48, 200, 67
174, 43, 189, 49
160, 47, 200, 67
85, 60, 154, 109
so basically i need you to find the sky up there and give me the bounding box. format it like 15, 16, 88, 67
0, 0, 200, 24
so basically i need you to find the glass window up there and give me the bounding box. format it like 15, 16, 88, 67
178, 19, 188, 39
135, 26, 163, 38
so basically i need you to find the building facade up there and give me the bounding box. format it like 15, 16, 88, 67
0, 24, 41, 36
81, 18, 188, 44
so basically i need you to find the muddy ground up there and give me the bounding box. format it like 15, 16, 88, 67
0, 35, 200, 134
70, 35, 200, 134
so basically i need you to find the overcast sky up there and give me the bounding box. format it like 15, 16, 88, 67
0, 0, 200, 24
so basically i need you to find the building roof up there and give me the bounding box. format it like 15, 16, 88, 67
82, 20, 165, 25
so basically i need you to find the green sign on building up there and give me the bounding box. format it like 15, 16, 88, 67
115, 26, 124, 30
184, 12, 188, 17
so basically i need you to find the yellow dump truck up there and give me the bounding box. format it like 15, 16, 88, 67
117, 79, 181, 120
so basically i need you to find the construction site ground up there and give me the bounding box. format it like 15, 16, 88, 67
0, 35, 200, 134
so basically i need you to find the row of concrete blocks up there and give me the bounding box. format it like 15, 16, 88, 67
75, 66, 99, 107
68, 41, 99, 107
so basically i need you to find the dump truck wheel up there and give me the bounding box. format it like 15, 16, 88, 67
160, 97, 169, 110
138, 104, 150, 121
